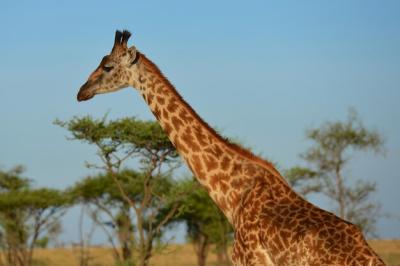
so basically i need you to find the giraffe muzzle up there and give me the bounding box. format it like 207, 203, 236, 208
77, 82, 95, 101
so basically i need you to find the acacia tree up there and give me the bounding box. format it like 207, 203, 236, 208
69, 171, 135, 265
177, 179, 233, 266
69, 169, 180, 265
286, 110, 384, 237
0, 166, 69, 266
56, 116, 184, 266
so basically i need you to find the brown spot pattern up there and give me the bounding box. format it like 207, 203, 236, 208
171, 116, 184, 131
202, 154, 218, 172
209, 174, 230, 194
181, 131, 200, 152
156, 96, 165, 105
179, 109, 194, 123
167, 99, 179, 113
190, 154, 205, 180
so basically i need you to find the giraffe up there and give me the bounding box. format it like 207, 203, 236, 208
76, 30, 385, 266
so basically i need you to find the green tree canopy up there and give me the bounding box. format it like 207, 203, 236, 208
0, 167, 70, 266
54, 116, 178, 167
57, 115, 183, 266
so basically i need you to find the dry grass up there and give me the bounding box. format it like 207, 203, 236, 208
369, 240, 400, 266
32, 244, 220, 266
28, 240, 400, 266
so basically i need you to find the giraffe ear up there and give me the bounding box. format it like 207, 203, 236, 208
128, 46, 139, 65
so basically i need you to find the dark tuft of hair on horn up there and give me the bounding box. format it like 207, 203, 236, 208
114, 30, 123, 45
121, 30, 131, 44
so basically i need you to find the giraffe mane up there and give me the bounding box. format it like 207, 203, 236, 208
139, 52, 280, 176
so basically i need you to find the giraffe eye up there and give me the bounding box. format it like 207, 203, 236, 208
103, 65, 114, 72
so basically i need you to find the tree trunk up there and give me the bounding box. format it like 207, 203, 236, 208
116, 208, 134, 265
216, 247, 231, 266
194, 234, 209, 266
121, 243, 133, 265
335, 166, 346, 219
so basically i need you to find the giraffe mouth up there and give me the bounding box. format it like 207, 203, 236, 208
77, 82, 95, 101
77, 92, 94, 101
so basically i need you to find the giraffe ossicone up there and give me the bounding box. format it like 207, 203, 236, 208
77, 30, 385, 266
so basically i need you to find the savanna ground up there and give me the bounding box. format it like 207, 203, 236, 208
27, 240, 400, 266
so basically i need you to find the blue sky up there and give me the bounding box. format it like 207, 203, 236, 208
0, 0, 399, 243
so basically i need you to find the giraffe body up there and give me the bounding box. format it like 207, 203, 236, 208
77, 31, 385, 265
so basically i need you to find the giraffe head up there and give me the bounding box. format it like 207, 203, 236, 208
77, 30, 139, 101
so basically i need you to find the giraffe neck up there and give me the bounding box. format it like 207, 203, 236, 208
131, 53, 282, 224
